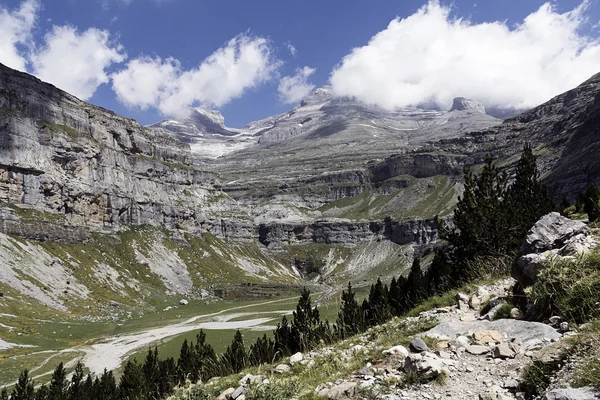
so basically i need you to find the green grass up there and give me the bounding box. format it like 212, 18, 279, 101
35, 120, 80, 136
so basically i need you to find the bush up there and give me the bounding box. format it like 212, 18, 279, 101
492, 302, 514, 320
529, 251, 600, 323
520, 360, 563, 396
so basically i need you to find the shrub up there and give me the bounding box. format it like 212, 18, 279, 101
529, 251, 600, 323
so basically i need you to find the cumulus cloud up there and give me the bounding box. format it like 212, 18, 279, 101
0, 0, 39, 71
31, 26, 126, 100
277, 66, 316, 104
112, 35, 280, 115
330, 1, 600, 111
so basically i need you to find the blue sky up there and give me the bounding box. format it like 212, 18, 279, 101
0, 0, 599, 127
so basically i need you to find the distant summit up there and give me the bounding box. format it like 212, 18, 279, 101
449, 97, 486, 114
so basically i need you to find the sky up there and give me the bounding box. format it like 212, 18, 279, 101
0, 0, 599, 128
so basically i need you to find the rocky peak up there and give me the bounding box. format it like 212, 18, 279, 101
449, 97, 487, 114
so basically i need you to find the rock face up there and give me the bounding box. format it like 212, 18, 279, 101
512, 212, 596, 286
450, 97, 487, 114
0, 62, 219, 237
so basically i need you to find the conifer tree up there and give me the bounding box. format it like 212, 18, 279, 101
48, 362, 67, 400
335, 282, 362, 339
220, 330, 247, 374
441, 156, 509, 261
11, 370, 35, 400
0, 388, 8, 400
425, 252, 455, 295
506, 143, 555, 249
177, 339, 195, 384
194, 330, 218, 381
406, 258, 425, 307
67, 362, 84, 400
274, 315, 293, 358
158, 358, 177, 399
248, 334, 275, 366
81, 375, 93, 400
119, 360, 145, 400
143, 348, 160, 399
291, 288, 322, 351
95, 369, 118, 400
34, 385, 48, 400
583, 182, 600, 221
365, 278, 390, 326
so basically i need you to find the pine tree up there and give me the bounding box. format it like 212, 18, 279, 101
194, 330, 218, 381
0, 388, 8, 400
143, 348, 160, 399
425, 251, 456, 295
291, 288, 322, 351
177, 339, 195, 384
67, 362, 84, 400
248, 334, 275, 366
119, 360, 145, 400
11, 370, 35, 400
158, 358, 177, 399
335, 282, 363, 339
506, 143, 555, 249
48, 362, 67, 400
583, 182, 600, 221
406, 258, 425, 307
81, 375, 93, 400
365, 278, 390, 326
34, 385, 48, 400
95, 369, 118, 400
274, 315, 293, 358
220, 330, 247, 374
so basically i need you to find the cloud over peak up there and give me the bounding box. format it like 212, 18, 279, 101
277, 66, 316, 104
330, 1, 600, 112
111, 35, 280, 116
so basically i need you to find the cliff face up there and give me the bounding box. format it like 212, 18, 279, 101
0, 63, 219, 237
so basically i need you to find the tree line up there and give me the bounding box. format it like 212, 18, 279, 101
1, 143, 559, 400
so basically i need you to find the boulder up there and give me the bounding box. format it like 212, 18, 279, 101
544, 387, 600, 400
383, 345, 409, 358
274, 364, 291, 374
473, 330, 504, 344
466, 345, 490, 355
239, 374, 262, 386
409, 338, 429, 353
290, 352, 303, 365
217, 388, 235, 400
179, 299, 189, 305
318, 381, 357, 399
403, 352, 446, 378
231, 386, 244, 400
492, 343, 516, 359
512, 213, 592, 287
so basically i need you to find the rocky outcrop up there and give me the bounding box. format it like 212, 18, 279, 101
512, 213, 597, 287
450, 97, 487, 114
0, 62, 220, 238
257, 217, 438, 249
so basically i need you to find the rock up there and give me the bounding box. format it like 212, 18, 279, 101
290, 352, 303, 365
409, 338, 429, 353
306, 359, 315, 369
231, 386, 244, 400
510, 308, 524, 319
456, 293, 470, 310
217, 387, 235, 400
425, 319, 562, 345
549, 316, 562, 327
512, 213, 591, 287
470, 295, 482, 310
456, 335, 471, 347
560, 322, 570, 332
466, 345, 490, 355
493, 343, 516, 359
544, 387, 600, 400
239, 374, 262, 386
274, 364, 291, 374
108, 300, 120, 307
383, 345, 409, 358
350, 344, 366, 353
403, 352, 446, 378
461, 313, 477, 322
318, 381, 357, 399
179, 299, 189, 305
473, 330, 504, 344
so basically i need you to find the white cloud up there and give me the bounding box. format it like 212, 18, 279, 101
287, 43, 297, 57
112, 35, 280, 115
31, 26, 126, 100
277, 66, 316, 104
330, 1, 600, 111
0, 0, 39, 71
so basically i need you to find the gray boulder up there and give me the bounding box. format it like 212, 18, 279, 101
544, 387, 600, 400
409, 338, 429, 353
512, 213, 592, 287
